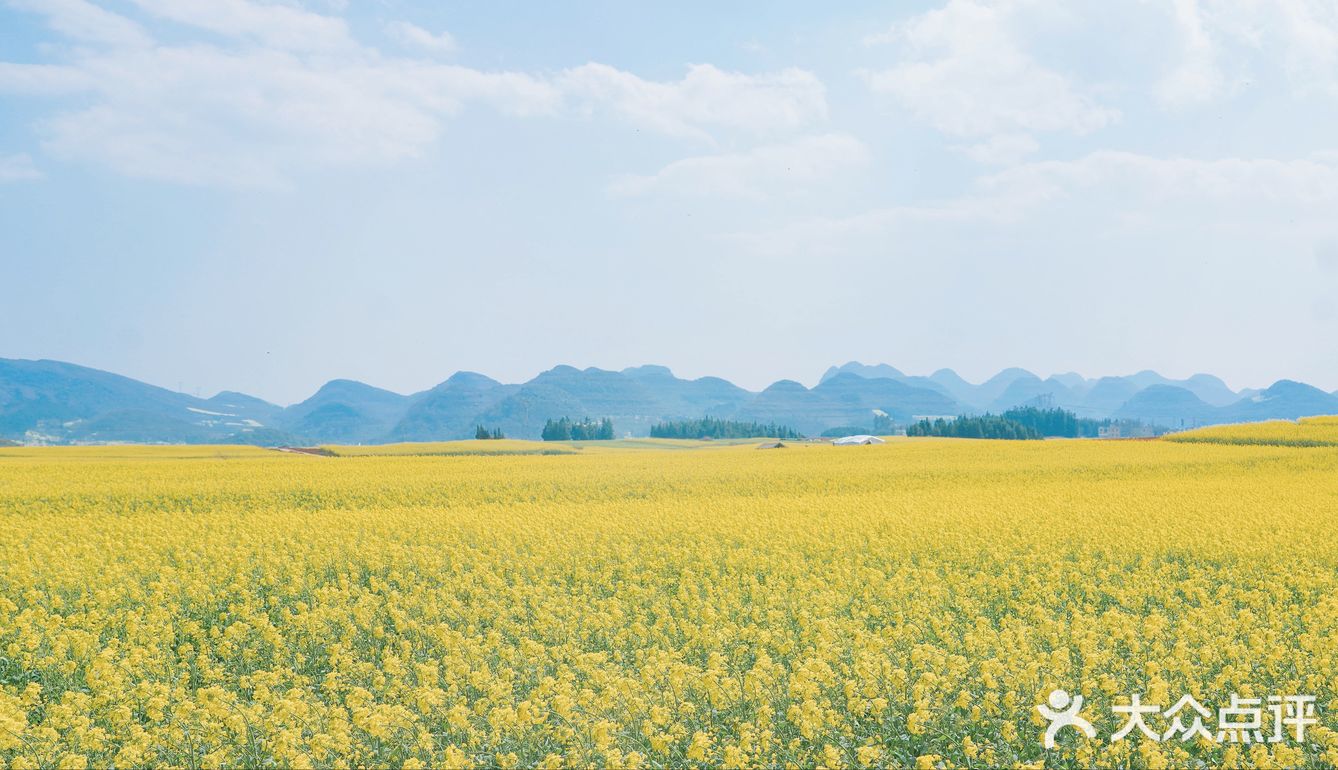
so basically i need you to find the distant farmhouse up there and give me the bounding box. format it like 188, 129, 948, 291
832, 435, 886, 446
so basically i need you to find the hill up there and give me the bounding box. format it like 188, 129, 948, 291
277, 379, 412, 444
389, 372, 515, 442
0, 358, 281, 444
734, 373, 962, 435
1216, 380, 1338, 423
3, 357, 1336, 445
824, 361, 1269, 420
1113, 386, 1217, 428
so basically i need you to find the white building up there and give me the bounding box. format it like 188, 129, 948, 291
832, 434, 886, 445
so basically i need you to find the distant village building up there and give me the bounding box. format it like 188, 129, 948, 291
832, 435, 886, 446
1098, 425, 1121, 439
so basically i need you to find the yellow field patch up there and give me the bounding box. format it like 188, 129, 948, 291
1167, 415, 1338, 447
1, 439, 1336, 767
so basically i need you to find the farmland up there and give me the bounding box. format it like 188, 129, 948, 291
1, 435, 1336, 768
1166, 416, 1338, 448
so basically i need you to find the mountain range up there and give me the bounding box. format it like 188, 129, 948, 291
2, 357, 1336, 445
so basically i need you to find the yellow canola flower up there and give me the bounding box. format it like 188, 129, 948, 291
0, 436, 1334, 768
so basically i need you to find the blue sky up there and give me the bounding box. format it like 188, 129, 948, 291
2, 0, 1336, 404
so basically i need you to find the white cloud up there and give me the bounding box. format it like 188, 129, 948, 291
4, 0, 149, 48
1142, 0, 1338, 105
125, 0, 356, 52
386, 21, 457, 54
1275, 0, 1338, 95
26, 46, 561, 187
954, 133, 1039, 165
1156, 0, 1224, 106
560, 63, 826, 141
0, 153, 42, 181
0, 1, 826, 186
610, 133, 869, 198
728, 150, 1338, 255
0, 62, 95, 94
862, 0, 1117, 138
976, 151, 1338, 212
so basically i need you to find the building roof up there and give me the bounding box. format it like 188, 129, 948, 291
831, 434, 886, 445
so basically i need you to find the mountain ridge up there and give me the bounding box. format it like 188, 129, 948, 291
2, 357, 1335, 445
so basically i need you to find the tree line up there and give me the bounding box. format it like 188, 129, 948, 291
541, 417, 615, 441
650, 417, 801, 440
474, 425, 505, 440
907, 414, 1042, 440
1002, 407, 1158, 438
907, 407, 1160, 440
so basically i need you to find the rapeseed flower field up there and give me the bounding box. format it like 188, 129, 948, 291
1166, 416, 1338, 447
1, 436, 1335, 768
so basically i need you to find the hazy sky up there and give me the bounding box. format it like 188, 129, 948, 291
3, 0, 1337, 404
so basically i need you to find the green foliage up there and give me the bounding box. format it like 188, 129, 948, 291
1003, 407, 1160, 438
651, 417, 801, 440
872, 413, 896, 435
475, 425, 506, 440
541, 417, 615, 441
911, 407, 1161, 440
907, 415, 1041, 440
820, 426, 870, 438
1001, 407, 1086, 437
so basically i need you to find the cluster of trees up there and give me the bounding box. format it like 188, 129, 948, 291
1001, 407, 1089, 437
909, 407, 1162, 440
907, 415, 1042, 440
1003, 407, 1159, 438
820, 425, 869, 438
474, 425, 505, 440
651, 417, 801, 440
872, 413, 895, 435
541, 417, 615, 441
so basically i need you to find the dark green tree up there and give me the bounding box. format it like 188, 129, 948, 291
650, 417, 801, 439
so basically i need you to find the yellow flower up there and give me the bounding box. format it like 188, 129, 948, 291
0, 434, 1333, 769
686, 731, 712, 762
443, 744, 471, 769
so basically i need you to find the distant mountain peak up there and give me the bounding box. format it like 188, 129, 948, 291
314, 378, 395, 393
820, 362, 905, 384
443, 371, 501, 388
622, 364, 675, 378
984, 367, 1037, 382
5, 356, 1336, 446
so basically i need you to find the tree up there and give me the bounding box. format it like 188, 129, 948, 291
541, 418, 571, 441
649, 418, 801, 440
542, 417, 614, 441
475, 425, 490, 440
872, 413, 895, 435
906, 414, 1041, 440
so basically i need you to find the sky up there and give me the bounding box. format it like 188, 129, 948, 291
2, 0, 1337, 405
